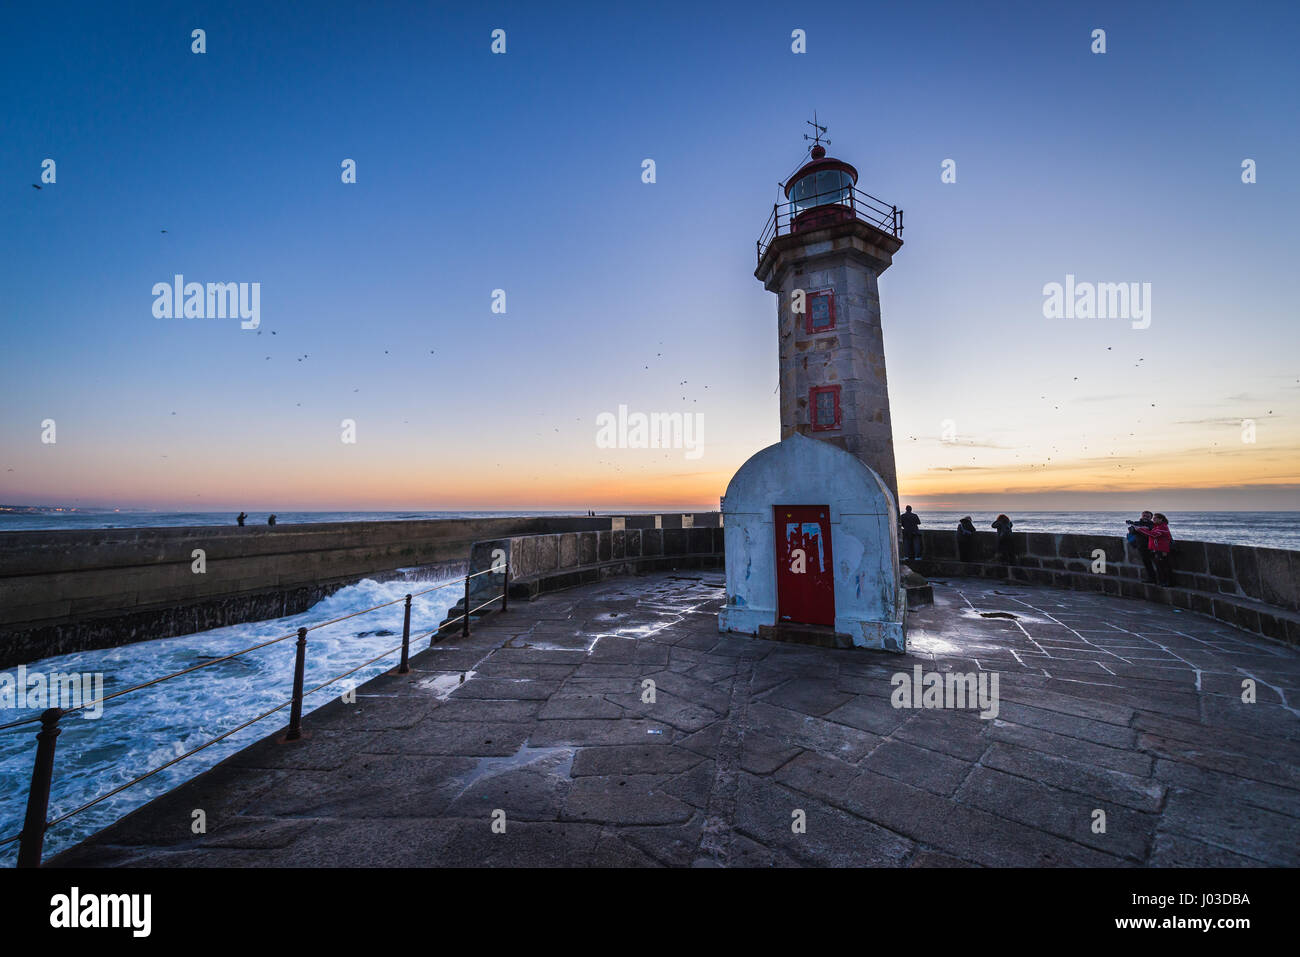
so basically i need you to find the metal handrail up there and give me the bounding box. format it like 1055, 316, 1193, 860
0, 713, 44, 734
756, 184, 903, 266
44, 699, 293, 832
5, 560, 511, 867
33, 621, 451, 845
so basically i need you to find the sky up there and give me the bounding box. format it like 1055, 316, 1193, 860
2, 0, 1298, 513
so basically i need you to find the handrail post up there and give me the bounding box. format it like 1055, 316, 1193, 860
286, 627, 308, 741
17, 707, 63, 868
462, 573, 471, 637
398, 594, 412, 674
502, 561, 510, 612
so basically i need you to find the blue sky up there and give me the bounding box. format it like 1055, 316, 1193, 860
2, 0, 1297, 511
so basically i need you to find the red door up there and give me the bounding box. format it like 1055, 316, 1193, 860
775, 505, 835, 626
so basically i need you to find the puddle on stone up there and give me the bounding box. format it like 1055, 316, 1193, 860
416, 670, 476, 699
453, 744, 576, 791
509, 638, 593, 652
957, 606, 1046, 625
907, 632, 964, 655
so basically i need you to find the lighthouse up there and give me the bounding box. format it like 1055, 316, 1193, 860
754, 123, 903, 504
719, 122, 907, 652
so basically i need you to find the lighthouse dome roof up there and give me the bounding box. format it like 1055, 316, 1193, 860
783, 145, 858, 197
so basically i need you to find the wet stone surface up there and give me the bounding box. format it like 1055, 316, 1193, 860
51, 572, 1300, 867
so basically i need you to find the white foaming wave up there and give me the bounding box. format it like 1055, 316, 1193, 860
0, 573, 461, 863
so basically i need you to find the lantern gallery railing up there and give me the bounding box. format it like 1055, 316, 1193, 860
0, 562, 510, 868
756, 185, 903, 266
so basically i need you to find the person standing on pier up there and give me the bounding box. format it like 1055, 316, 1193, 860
992, 514, 1016, 564
1131, 513, 1173, 586
267, 514, 277, 526
1126, 511, 1157, 583
899, 506, 922, 561
956, 516, 977, 562
236, 511, 246, 526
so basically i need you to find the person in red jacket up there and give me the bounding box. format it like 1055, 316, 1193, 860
1131, 513, 1173, 586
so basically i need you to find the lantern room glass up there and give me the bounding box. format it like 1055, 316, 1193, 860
790, 169, 853, 216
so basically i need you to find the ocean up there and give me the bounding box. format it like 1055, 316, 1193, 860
913, 511, 1300, 551
0, 569, 463, 865
0, 509, 579, 531
2, 508, 1298, 550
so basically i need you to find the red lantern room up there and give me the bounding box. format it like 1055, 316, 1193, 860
756, 118, 901, 268
784, 143, 859, 233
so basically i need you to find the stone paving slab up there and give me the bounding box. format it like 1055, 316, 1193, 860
49, 572, 1300, 867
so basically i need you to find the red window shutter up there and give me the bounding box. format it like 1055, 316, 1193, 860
810, 385, 841, 431
806, 290, 836, 334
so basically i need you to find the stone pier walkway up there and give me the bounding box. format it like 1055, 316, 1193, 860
51, 572, 1300, 867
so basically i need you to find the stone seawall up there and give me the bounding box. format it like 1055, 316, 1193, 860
437, 523, 725, 634
6, 514, 1291, 664
0, 515, 719, 667
445, 523, 1297, 648
910, 528, 1300, 647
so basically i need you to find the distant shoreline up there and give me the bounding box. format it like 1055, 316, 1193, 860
4, 506, 1298, 516
1, 508, 1297, 550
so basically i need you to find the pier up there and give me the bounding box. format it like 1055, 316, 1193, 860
41, 570, 1300, 868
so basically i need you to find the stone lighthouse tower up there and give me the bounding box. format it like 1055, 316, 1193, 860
718, 123, 908, 653
754, 125, 904, 505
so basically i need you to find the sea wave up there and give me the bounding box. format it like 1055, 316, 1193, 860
0, 574, 461, 864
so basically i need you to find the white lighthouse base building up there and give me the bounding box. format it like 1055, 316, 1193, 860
719, 434, 906, 652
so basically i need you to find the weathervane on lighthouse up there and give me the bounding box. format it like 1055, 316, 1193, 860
803, 112, 830, 152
